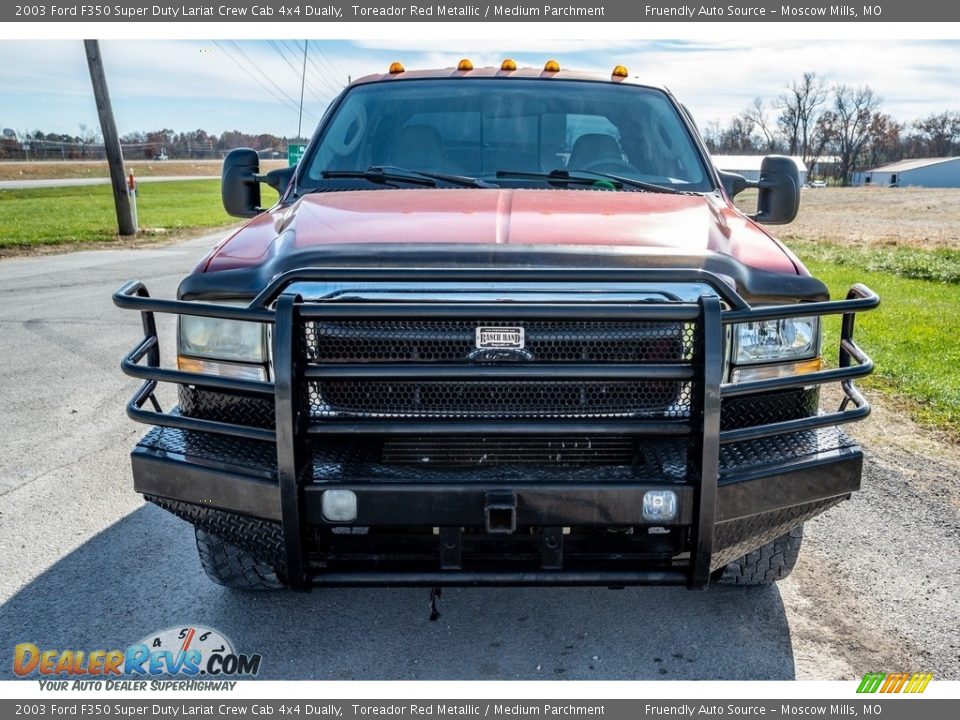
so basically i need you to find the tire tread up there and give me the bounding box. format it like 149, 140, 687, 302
718, 524, 804, 586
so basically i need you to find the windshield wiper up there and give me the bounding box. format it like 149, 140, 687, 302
496, 169, 683, 194
321, 166, 496, 189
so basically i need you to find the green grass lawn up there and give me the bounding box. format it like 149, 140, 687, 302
0, 179, 238, 247
796, 247, 960, 436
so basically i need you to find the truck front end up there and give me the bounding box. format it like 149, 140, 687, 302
115, 63, 878, 590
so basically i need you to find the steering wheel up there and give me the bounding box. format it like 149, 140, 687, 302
652, 115, 684, 160
326, 103, 367, 156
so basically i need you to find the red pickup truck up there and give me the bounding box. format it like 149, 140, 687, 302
115, 61, 877, 592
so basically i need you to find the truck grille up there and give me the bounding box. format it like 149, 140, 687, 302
381, 435, 641, 466
301, 318, 696, 420
303, 319, 692, 363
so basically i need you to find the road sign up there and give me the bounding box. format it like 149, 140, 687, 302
288, 144, 307, 167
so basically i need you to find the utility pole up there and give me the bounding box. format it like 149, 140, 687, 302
84, 39, 135, 236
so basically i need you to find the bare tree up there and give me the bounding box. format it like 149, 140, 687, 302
808, 111, 838, 180
700, 120, 723, 153
832, 84, 882, 185
743, 97, 780, 153
863, 113, 903, 169
776, 72, 828, 165
910, 111, 960, 157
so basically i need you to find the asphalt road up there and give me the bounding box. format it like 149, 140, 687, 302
1, 233, 957, 681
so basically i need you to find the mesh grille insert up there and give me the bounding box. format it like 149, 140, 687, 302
308, 379, 692, 419
301, 316, 697, 421
303, 319, 694, 363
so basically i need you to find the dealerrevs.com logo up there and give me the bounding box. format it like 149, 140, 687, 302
13, 626, 261, 686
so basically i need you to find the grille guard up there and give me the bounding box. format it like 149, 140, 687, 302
114, 268, 878, 589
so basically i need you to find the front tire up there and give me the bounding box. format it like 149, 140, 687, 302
195, 527, 286, 590
717, 524, 804, 586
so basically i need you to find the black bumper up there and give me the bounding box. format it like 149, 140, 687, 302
114, 268, 877, 589
131, 424, 862, 586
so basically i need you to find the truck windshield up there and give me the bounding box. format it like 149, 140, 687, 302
299, 78, 715, 193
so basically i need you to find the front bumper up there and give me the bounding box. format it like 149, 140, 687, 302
132, 424, 861, 586
114, 268, 878, 589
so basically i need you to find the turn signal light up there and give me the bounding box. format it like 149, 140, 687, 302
612, 65, 629, 77
388, 62, 405, 74
500, 58, 517, 71
543, 59, 560, 72
729, 357, 823, 384
457, 58, 474, 71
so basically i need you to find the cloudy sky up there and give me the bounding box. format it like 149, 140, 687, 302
1, 38, 957, 138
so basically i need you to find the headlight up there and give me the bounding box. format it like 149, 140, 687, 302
179, 315, 266, 363
734, 316, 818, 364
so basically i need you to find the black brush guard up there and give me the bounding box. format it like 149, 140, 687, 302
114, 268, 878, 589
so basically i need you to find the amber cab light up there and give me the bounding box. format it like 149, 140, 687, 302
457, 58, 474, 71
543, 59, 560, 72
388, 62, 405, 74
500, 58, 517, 71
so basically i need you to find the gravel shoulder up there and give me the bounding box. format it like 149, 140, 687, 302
787, 391, 960, 678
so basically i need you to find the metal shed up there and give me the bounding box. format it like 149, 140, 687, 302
858, 157, 960, 188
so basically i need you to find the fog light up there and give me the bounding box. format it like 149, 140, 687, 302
322, 489, 357, 522
642, 490, 678, 523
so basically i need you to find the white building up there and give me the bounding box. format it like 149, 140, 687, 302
710, 155, 808, 186
857, 157, 960, 188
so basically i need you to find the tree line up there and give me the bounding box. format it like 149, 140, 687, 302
0, 127, 296, 161
702, 71, 960, 184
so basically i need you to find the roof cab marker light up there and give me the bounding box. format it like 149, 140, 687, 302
388, 62, 405, 74
457, 58, 474, 71
543, 59, 561, 72
612, 65, 629, 78
500, 58, 517, 71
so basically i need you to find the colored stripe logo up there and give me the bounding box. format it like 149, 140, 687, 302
857, 672, 933, 693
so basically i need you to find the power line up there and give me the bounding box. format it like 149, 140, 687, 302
213, 40, 317, 124
270, 39, 332, 105
288, 39, 343, 96
226, 40, 308, 112
312, 41, 350, 87
297, 40, 307, 143
212, 40, 300, 115
308, 43, 349, 92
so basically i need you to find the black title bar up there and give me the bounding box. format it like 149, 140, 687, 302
5, 1, 953, 23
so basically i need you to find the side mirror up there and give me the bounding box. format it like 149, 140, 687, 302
263, 166, 296, 197
717, 170, 755, 198
752, 155, 800, 225
221, 148, 261, 218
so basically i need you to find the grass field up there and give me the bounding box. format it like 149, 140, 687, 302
0, 159, 286, 181
805, 261, 959, 436
0, 179, 242, 248
774, 188, 960, 437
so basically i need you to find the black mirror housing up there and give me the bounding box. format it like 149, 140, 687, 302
753, 155, 801, 225
221, 148, 262, 218
718, 170, 755, 198
264, 166, 296, 197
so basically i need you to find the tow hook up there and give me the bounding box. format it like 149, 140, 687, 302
429, 586, 442, 621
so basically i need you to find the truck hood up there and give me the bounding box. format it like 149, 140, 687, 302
202, 188, 802, 277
